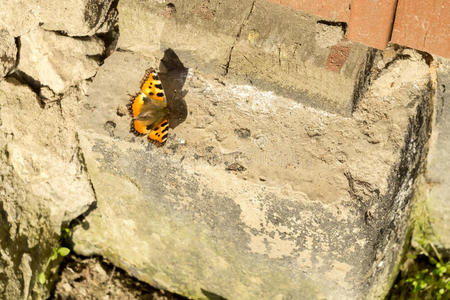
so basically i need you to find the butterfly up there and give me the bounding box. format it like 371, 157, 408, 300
127, 68, 169, 145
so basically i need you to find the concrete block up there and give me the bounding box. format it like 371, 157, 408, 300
71, 49, 432, 299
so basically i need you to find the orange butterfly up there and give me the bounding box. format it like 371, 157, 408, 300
127, 68, 169, 145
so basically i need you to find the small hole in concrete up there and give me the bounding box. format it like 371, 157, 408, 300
164, 3, 176, 17
104, 121, 116, 137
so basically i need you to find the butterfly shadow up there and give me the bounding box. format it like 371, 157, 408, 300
158, 49, 188, 129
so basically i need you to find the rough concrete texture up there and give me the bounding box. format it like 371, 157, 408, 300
315, 23, 345, 49
118, 0, 372, 116
0, 0, 40, 37
70, 48, 432, 299
268, 0, 351, 23
39, 0, 116, 36
0, 0, 117, 37
18, 28, 104, 95
426, 57, 450, 249
0, 28, 16, 77
0, 79, 96, 299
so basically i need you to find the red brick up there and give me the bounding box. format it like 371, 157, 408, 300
392, 0, 450, 58
326, 43, 351, 72
347, 0, 397, 50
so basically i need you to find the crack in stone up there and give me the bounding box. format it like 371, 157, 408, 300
37, 131, 100, 234
277, 45, 282, 67
66, 132, 99, 230
351, 48, 377, 113
316, 20, 347, 34
223, 0, 256, 76
344, 170, 373, 226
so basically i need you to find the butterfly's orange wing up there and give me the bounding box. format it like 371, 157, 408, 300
128, 68, 169, 145
140, 68, 166, 103
127, 93, 150, 135
148, 119, 169, 144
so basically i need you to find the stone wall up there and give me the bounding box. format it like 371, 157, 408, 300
0, 0, 445, 299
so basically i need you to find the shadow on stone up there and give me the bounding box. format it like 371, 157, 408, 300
158, 48, 188, 129
201, 288, 228, 300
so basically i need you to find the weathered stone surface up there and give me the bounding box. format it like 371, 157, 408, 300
0, 79, 96, 299
18, 28, 104, 95
117, 0, 372, 116
0, 0, 116, 37
228, 1, 370, 116
0, 28, 16, 77
117, 0, 246, 73
426, 57, 450, 249
0, 1, 441, 299
315, 22, 345, 49
71, 49, 431, 299
0, 0, 40, 37
39, 0, 116, 36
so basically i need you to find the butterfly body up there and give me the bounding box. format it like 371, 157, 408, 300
128, 68, 169, 145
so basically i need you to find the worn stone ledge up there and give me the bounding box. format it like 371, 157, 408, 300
118, 0, 372, 116
71, 49, 432, 299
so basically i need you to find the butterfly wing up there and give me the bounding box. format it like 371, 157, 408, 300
127, 93, 150, 136
148, 119, 169, 144
128, 68, 170, 145
140, 68, 169, 144
136, 102, 169, 145
140, 68, 166, 104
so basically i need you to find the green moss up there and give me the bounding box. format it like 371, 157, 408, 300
388, 181, 449, 300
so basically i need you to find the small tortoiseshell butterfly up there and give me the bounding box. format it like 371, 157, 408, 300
127, 68, 169, 145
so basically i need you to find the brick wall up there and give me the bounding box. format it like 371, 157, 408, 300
392, 0, 449, 59
270, 0, 450, 58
